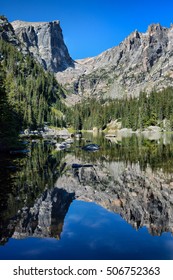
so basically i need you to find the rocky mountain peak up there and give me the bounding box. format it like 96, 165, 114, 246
147, 23, 164, 33
11, 19, 74, 72
0, 16, 21, 48
2, 16, 173, 100
56, 23, 173, 100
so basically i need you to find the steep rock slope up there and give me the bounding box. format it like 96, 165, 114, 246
56, 24, 173, 99
0, 16, 22, 49
11, 20, 74, 72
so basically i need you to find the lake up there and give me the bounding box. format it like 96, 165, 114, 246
0, 132, 173, 259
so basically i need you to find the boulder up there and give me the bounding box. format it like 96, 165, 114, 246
82, 144, 100, 151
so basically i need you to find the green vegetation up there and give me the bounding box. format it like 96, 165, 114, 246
66, 88, 173, 131
0, 141, 66, 244
0, 63, 20, 150
0, 39, 67, 131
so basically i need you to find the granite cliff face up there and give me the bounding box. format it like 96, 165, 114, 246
0, 17, 21, 49
11, 20, 74, 72
56, 23, 173, 99
3, 17, 173, 99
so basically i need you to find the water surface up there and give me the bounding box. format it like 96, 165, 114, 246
0, 133, 173, 259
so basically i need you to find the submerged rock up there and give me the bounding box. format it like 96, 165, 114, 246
72, 163, 94, 168
55, 141, 71, 150
82, 144, 100, 151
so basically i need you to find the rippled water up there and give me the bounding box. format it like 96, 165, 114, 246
1, 132, 173, 259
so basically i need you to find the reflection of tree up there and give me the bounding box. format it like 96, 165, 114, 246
74, 134, 173, 173
0, 63, 20, 151
1, 134, 173, 245
0, 142, 66, 245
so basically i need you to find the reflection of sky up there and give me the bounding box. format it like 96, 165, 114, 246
0, 200, 173, 260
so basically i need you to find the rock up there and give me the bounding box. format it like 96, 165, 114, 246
105, 134, 116, 138
56, 23, 173, 101
55, 141, 71, 150
106, 120, 122, 131
0, 17, 22, 50
11, 20, 74, 72
144, 126, 162, 132
3, 16, 173, 101
65, 138, 74, 144
42, 128, 71, 139
72, 163, 93, 168
75, 133, 82, 139
93, 127, 99, 132
24, 129, 30, 135
82, 144, 100, 151
142, 126, 162, 140
72, 163, 83, 169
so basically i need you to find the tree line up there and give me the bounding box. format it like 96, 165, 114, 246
66, 88, 173, 131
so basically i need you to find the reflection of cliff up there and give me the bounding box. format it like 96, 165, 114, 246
0, 187, 74, 245
55, 155, 173, 236
13, 187, 74, 239
0, 142, 67, 245
1, 149, 173, 244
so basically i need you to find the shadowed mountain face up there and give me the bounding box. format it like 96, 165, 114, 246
0, 17, 22, 50
11, 20, 74, 72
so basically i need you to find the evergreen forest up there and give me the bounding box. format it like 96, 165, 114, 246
0, 39, 67, 128
0, 38, 67, 150
66, 88, 173, 131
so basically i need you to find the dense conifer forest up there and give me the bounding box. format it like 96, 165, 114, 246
0, 39, 67, 129
0, 38, 68, 149
66, 88, 173, 131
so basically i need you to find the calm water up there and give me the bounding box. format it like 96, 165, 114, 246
1, 132, 173, 259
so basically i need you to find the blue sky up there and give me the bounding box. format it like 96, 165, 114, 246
1, 0, 173, 59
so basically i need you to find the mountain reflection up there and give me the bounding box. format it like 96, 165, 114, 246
1, 134, 173, 245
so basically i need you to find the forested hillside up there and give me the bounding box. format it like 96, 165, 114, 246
0, 39, 67, 129
67, 88, 173, 131
0, 63, 20, 150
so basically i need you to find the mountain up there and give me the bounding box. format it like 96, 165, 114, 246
2, 16, 173, 134
56, 23, 173, 99
8, 18, 173, 100
0, 16, 68, 150
11, 20, 74, 72
0, 16, 21, 49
